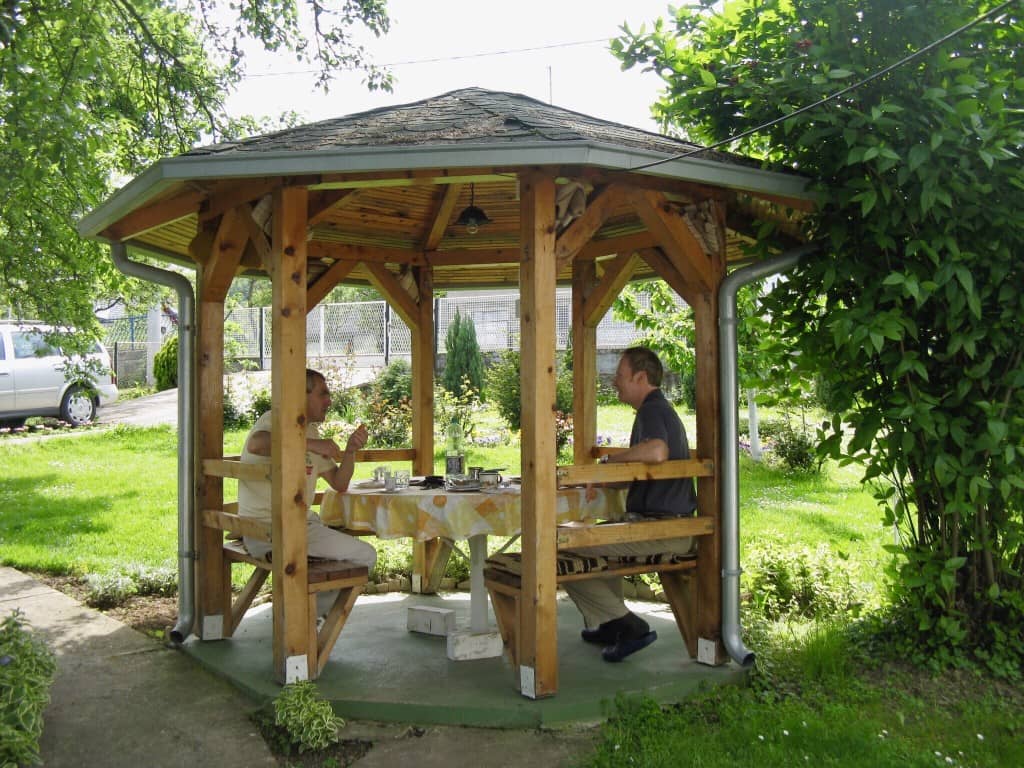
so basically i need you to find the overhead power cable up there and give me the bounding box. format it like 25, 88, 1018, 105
243, 38, 611, 79
631, 0, 1020, 172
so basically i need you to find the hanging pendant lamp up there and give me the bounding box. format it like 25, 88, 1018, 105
454, 184, 492, 235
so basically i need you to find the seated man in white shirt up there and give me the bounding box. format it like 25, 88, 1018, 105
238, 368, 376, 614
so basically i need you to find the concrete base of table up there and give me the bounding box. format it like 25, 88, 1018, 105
446, 628, 505, 661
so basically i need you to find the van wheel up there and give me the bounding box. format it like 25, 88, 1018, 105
61, 386, 97, 426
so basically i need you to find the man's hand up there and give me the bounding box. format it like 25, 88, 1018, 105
345, 423, 368, 455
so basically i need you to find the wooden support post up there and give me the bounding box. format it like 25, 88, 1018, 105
411, 266, 441, 593
571, 259, 598, 465
194, 210, 246, 640
692, 202, 727, 664
270, 185, 313, 683
518, 172, 559, 698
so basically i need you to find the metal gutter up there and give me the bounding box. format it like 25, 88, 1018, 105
718, 243, 820, 666
78, 139, 814, 239
108, 243, 197, 644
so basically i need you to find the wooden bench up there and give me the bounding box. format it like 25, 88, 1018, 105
202, 507, 369, 679
484, 514, 715, 666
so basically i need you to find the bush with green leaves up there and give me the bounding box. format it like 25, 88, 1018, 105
442, 310, 484, 399
433, 379, 480, 444
616, 0, 1024, 674
152, 334, 178, 391
124, 564, 178, 597
222, 378, 249, 429
374, 359, 412, 404
485, 349, 571, 432
768, 424, 820, 474
746, 542, 858, 621
0, 610, 56, 768
273, 680, 345, 753
84, 572, 137, 609
249, 387, 272, 421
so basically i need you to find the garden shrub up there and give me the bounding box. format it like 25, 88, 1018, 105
249, 387, 272, 421
222, 378, 249, 429
152, 334, 178, 391
485, 350, 571, 431
746, 542, 858, 621
273, 680, 344, 753
125, 564, 178, 597
442, 310, 484, 399
84, 572, 137, 609
769, 424, 820, 474
374, 359, 412, 404
0, 611, 56, 768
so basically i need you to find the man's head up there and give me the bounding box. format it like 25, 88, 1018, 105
612, 347, 662, 408
305, 369, 332, 423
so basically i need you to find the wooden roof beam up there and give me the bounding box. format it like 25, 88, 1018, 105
365, 263, 420, 330
307, 189, 359, 229
582, 252, 642, 326
576, 232, 658, 261
199, 206, 249, 303
306, 260, 357, 310
307, 242, 418, 264
198, 178, 284, 224
103, 189, 204, 241
629, 189, 713, 293
639, 247, 698, 307
554, 184, 631, 270
422, 183, 464, 251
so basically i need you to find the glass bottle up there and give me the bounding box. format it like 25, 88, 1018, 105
445, 417, 464, 477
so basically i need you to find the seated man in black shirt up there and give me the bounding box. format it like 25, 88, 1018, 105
564, 347, 696, 662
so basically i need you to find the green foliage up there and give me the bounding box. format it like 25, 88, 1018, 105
250, 388, 273, 421
483, 349, 572, 432
374, 359, 412, 405
0, 0, 390, 326
616, 0, 1024, 668
222, 377, 249, 429
442, 310, 485, 399
0, 611, 56, 768
152, 335, 178, 391
358, 359, 414, 447
768, 424, 820, 474
272, 681, 345, 753
316, 356, 361, 420
123, 564, 178, 597
433, 381, 481, 444
84, 572, 137, 609
747, 541, 858, 621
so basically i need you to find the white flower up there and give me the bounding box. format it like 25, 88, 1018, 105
977, 733, 985, 741
758, 735, 765, 741
783, 730, 790, 736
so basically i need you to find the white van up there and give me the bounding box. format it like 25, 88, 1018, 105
0, 323, 119, 427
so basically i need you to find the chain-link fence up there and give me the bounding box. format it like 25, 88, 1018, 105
103, 289, 665, 381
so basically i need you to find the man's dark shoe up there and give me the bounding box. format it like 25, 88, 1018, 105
602, 630, 658, 662
581, 620, 622, 645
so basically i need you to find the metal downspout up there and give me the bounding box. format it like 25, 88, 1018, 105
718, 243, 819, 666
109, 243, 196, 644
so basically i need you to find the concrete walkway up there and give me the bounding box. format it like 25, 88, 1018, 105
0, 568, 600, 768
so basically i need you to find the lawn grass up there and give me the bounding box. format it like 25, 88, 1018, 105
2, 415, 1019, 767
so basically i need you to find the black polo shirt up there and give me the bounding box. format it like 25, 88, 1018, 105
625, 389, 698, 518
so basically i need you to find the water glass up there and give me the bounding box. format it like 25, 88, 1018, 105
395, 469, 410, 489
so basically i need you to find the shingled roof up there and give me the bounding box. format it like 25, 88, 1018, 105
80, 86, 813, 289
187, 87, 749, 167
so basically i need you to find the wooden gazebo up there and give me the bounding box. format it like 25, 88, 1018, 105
81, 88, 812, 698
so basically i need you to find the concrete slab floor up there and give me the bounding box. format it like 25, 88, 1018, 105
182, 591, 747, 728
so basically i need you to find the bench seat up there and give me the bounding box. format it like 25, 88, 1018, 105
483, 516, 713, 667
205, 510, 369, 679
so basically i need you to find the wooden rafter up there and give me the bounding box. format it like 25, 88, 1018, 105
639, 247, 697, 307
576, 232, 657, 261
307, 242, 418, 265
306, 260, 357, 310
630, 189, 713, 292
554, 184, 630, 270
422, 183, 464, 251
365, 262, 419, 329
582, 252, 642, 327
199, 178, 283, 224
308, 189, 358, 228
103, 189, 205, 241
238, 204, 272, 272
200, 207, 249, 303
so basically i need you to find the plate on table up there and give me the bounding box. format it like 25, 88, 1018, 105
355, 479, 384, 489
446, 485, 482, 493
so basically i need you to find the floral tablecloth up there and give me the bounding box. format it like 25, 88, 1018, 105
320, 485, 625, 541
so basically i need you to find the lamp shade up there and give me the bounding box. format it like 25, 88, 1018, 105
454, 184, 491, 234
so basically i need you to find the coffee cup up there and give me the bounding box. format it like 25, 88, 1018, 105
479, 471, 501, 487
